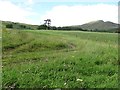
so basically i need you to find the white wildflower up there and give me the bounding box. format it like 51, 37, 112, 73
76, 78, 83, 82
64, 82, 67, 85
63, 64, 66, 66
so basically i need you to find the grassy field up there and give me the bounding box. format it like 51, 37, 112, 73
2, 29, 118, 88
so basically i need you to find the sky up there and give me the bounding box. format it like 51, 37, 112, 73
0, 0, 119, 26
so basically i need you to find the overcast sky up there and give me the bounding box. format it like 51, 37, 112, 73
0, 0, 119, 26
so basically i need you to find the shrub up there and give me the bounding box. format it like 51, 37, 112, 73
6, 24, 13, 28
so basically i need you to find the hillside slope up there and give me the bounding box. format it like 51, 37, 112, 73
80, 20, 118, 31
1, 20, 38, 30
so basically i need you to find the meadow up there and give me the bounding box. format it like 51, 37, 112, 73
2, 29, 118, 88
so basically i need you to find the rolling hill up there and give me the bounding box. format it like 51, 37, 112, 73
71, 20, 118, 32
1, 20, 38, 30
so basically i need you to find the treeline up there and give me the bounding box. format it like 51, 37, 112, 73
37, 25, 119, 33
5, 23, 38, 30
37, 25, 87, 31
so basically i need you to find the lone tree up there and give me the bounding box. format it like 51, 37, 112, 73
44, 19, 51, 30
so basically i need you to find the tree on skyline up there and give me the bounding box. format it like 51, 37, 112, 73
44, 19, 51, 30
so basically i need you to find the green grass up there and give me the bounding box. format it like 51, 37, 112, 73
2, 29, 118, 88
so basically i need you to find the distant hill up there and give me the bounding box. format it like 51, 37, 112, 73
1, 20, 39, 30
80, 20, 118, 30
71, 20, 118, 32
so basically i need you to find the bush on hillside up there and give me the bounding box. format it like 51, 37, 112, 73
6, 24, 13, 28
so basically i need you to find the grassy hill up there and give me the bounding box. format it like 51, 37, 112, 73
70, 20, 118, 32
2, 29, 118, 88
1, 20, 38, 30
80, 20, 118, 31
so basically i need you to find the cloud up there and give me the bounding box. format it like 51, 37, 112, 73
0, 0, 37, 24
26, 0, 34, 5
0, 1, 118, 26
19, 0, 119, 3
41, 4, 118, 26
27, 0, 33, 4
